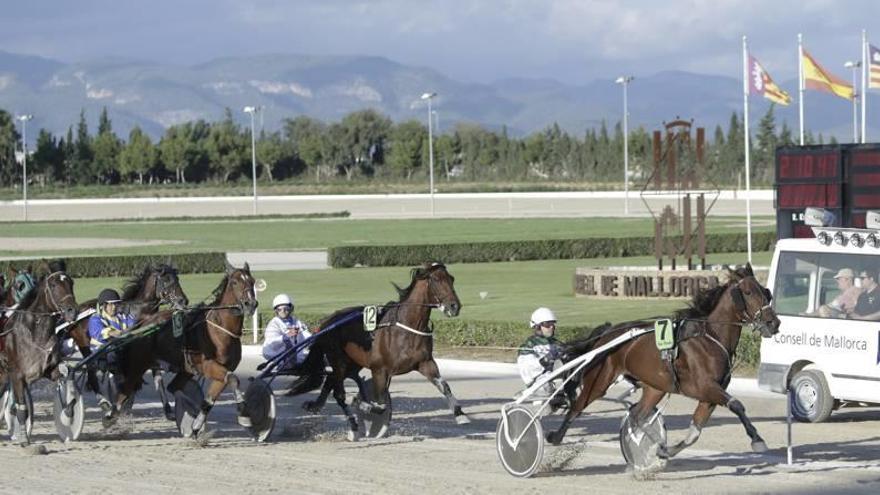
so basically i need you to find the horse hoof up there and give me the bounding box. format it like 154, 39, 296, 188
237, 415, 252, 428
454, 414, 471, 425
302, 401, 322, 414
101, 415, 118, 429
751, 440, 768, 453
546, 431, 562, 445
347, 430, 359, 442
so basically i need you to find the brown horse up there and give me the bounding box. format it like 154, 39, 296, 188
296, 262, 465, 440
67, 264, 189, 416
0, 261, 78, 444
547, 264, 780, 465
108, 262, 257, 436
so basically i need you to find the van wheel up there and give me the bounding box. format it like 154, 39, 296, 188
790, 370, 834, 423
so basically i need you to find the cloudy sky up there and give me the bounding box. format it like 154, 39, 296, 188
1, 0, 875, 84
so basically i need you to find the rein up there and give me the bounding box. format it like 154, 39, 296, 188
206, 318, 242, 340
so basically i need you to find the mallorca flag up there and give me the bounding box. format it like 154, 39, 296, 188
802, 49, 854, 100
748, 54, 791, 105
869, 44, 880, 89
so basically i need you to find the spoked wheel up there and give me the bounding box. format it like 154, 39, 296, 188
174, 379, 204, 438
243, 378, 276, 442
53, 377, 85, 442
354, 378, 392, 439
496, 405, 544, 478
2, 386, 34, 442
619, 404, 667, 471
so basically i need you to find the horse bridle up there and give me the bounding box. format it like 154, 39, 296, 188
154, 269, 184, 309
729, 278, 773, 329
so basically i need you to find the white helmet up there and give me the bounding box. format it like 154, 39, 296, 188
273, 293, 294, 309
530, 307, 557, 328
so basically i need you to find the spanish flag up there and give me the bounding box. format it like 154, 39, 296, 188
802, 49, 854, 100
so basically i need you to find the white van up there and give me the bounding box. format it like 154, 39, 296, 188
759, 215, 880, 422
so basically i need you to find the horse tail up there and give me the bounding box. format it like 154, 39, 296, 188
561, 321, 614, 359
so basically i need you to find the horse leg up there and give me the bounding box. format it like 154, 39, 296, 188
697, 383, 767, 453
152, 369, 174, 421
546, 361, 617, 445
303, 375, 333, 413
417, 359, 470, 425
190, 362, 232, 435
625, 385, 670, 459
11, 378, 30, 445
665, 401, 715, 458
331, 376, 359, 442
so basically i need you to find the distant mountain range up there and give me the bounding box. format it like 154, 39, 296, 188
0, 50, 874, 144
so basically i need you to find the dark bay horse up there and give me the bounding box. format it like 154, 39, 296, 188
298, 262, 466, 440
547, 264, 780, 465
67, 264, 189, 416
108, 262, 257, 436
0, 262, 78, 444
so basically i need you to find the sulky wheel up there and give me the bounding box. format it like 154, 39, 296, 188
619, 404, 667, 472
354, 378, 392, 439
243, 378, 276, 442
174, 379, 205, 438
53, 378, 85, 442
496, 405, 544, 478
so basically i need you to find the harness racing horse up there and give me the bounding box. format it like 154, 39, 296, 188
548, 264, 780, 467
0, 262, 78, 444
299, 262, 466, 440
108, 262, 257, 437
67, 264, 189, 418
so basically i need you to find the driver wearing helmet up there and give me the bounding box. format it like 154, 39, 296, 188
517, 307, 563, 394
262, 293, 311, 368
87, 288, 136, 351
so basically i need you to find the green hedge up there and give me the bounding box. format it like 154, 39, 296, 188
271, 312, 762, 370
328, 231, 777, 268
1, 252, 228, 278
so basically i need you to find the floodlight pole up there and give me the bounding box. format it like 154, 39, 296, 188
421, 92, 437, 217
844, 61, 860, 143
616, 76, 634, 215
17, 114, 33, 222
243, 106, 260, 215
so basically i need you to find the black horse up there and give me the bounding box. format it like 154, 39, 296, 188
0, 261, 78, 444
292, 262, 466, 440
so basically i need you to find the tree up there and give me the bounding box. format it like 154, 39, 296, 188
204, 109, 247, 182
31, 129, 63, 183
118, 126, 157, 183
283, 116, 326, 180
386, 120, 425, 179
338, 109, 392, 179
0, 110, 20, 187
71, 110, 93, 184
91, 107, 121, 183
159, 121, 209, 183
256, 131, 297, 181
754, 105, 778, 182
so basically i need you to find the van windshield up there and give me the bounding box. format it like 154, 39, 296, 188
773, 251, 877, 319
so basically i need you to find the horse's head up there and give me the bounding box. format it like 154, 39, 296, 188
417, 262, 461, 317
43, 269, 78, 323
224, 261, 258, 317
151, 264, 189, 311
726, 263, 780, 338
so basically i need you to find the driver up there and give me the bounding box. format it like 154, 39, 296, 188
517, 307, 563, 397
87, 288, 136, 351
261, 293, 311, 369
816, 268, 862, 318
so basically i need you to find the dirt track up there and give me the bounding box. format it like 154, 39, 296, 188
2, 356, 880, 494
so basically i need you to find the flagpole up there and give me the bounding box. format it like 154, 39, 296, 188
799, 33, 805, 145
742, 36, 753, 263
862, 29, 868, 143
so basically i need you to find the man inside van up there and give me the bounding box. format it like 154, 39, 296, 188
852, 269, 880, 321
816, 268, 862, 318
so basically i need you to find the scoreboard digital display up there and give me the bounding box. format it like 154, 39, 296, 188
775, 145, 880, 239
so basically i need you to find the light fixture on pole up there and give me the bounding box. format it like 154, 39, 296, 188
421, 92, 437, 217
844, 61, 860, 143
243, 106, 260, 215
615, 76, 634, 215
16, 114, 33, 222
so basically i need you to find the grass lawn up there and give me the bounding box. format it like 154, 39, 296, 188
3, 216, 774, 257
73, 251, 773, 330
